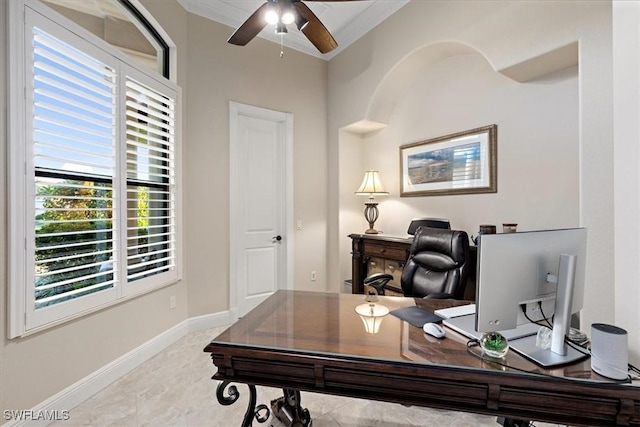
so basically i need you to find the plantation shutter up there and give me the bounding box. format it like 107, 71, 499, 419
22, 8, 180, 333
30, 24, 118, 317
124, 71, 177, 289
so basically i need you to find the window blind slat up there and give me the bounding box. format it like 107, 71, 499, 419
126, 120, 174, 141
34, 112, 113, 140
34, 74, 114, 109
37, 258, 113, 277
125, 98, 173, 118
34, 31, 116, 77
127, 261, 175, 281
126, 79, 173, 107
127, 110, 174, 131
127, 137, 173, 153
36, 281, 115, 305
35, 101, 113, 130
36, 249, 113, 265
34, 61, 114, 98
34, 46, 115, 87
126, 130, 173, 149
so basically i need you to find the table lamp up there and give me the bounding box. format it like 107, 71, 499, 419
355, 170, 388, 234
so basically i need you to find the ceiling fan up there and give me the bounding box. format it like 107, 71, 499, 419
228, 0, 362, 54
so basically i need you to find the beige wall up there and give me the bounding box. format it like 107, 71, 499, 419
327, 0, 635, 361
0, 0, 327, 413
182, 13, 328, 317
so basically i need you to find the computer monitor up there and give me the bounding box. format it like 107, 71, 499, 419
475, 228, 588, 367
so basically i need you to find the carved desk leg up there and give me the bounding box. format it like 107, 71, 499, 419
216, 381, 270, 427
270, 389, 312, 427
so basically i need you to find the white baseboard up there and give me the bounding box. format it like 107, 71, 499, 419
188, 310, 231, 333
3, 311, 231, 427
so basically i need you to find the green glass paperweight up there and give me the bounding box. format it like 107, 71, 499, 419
480, 331, 509, 358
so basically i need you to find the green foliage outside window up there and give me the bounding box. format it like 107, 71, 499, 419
35, 180, 114, 306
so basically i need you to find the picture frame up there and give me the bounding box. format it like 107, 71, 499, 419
399, 124, 497, 197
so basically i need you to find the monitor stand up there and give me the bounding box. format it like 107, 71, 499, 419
508, 334, 588, 367
510, 254, 589, 368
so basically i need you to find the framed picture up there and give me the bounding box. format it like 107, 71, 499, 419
399, 124, 497, 197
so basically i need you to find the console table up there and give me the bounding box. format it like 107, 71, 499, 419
349, 233, 476, 299
204, 290, 640, 427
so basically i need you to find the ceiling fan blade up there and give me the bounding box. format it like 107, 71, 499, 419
294, 2, 338, 54
228, 2, 269, 46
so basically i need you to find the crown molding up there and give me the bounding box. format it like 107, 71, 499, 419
177, 0, 409, 60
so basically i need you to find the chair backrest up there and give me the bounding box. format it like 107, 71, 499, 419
400, 227, 470, 299
407, 218, 450, 235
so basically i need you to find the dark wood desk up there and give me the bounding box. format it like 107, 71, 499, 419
204, 290, 640, 427
349, 233, 477, 299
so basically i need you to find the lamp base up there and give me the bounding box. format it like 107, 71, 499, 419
363, 201, 380, 235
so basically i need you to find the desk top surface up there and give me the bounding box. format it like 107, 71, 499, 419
205, 290, 635, 385
348, 233, 414, 243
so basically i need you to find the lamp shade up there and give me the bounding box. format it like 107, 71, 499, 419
355, 170, 388, 195
355, 303, 389, 334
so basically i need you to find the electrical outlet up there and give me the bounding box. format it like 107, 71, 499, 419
169, 295, 176, 309
311, 271, 317, 281
296, 220, 303, 230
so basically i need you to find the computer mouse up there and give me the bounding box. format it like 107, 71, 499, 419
423, 322, 446, 339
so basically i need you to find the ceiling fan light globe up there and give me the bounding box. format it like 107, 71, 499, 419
265, 9, 279, 25
281, 11, 295, 25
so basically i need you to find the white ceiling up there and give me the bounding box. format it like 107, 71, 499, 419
177, 0, 410, 60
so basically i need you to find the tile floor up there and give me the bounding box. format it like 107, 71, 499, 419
52, 327, 562, 427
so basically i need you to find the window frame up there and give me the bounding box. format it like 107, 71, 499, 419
119, 0, 170, 78
8, 0, 182, 338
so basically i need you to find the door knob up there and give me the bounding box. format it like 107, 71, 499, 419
273, 235, 282, 242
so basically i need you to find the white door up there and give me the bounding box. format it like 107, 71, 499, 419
230, 102, 293, 318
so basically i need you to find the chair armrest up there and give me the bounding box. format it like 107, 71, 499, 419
364, 273, 393, 296
364, 273, 393, 284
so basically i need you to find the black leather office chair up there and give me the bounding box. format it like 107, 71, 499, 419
407, 218, 450, 235
365, 227, 470, 299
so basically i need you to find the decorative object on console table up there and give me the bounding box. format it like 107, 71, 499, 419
355, 170, 388, 234
503, 223, 518, 233
400, 124, 497, 197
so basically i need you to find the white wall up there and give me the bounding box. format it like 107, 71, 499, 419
328, 0, 622, 359
338, 131, 368, 289
613, 0, 640, 365
352, 53, 579, 237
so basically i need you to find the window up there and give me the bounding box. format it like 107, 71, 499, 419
8, 0, 180, 337
40, 0, 169, 77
